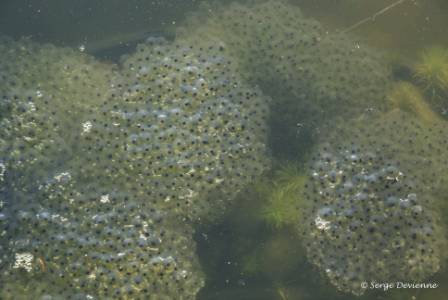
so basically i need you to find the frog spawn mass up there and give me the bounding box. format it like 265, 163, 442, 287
302, 111, 447, 296
82, 38, 270, 221
0, 36, 114, 190
0, 39, 120, 297
1, 0, 447, 299
178, 0, 392, 158
1, 171, 203, 299
0, 37, 270, 298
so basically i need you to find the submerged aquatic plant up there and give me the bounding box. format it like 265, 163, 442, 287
387, 81, 442, 124
414, 46, 448, 92
256, 165, 306, 229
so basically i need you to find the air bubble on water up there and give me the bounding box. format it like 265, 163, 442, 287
100, 194, 111, 204
82, 121, 92, 134
315, 215, 331, 231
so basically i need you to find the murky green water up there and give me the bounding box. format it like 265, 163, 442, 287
1, 1, 447, 299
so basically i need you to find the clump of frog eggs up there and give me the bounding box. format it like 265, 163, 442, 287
0, 0, 446, 298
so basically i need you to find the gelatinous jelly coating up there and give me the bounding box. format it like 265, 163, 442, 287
302, 110, 447, 295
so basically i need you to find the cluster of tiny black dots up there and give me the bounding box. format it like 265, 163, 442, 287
2, 0, 445, 298
302, 110, 447, 295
